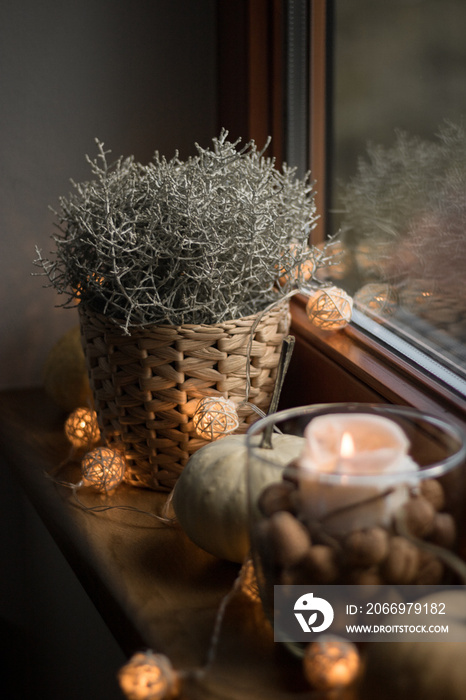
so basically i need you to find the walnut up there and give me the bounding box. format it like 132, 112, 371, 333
285, 544, 340, 585
268, 511, 311, 568
428, 512, 456, 549
258, 481, 296, 517
420, 479, 445, 512
344, 527, 390, 568
402, 495, 436, 538
380, 536, 420, 584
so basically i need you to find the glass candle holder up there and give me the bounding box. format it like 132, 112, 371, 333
247, 403, 466, 623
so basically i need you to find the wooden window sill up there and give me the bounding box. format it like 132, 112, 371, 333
0, 387, 318, 700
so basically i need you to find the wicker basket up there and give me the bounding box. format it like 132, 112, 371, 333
79, 302, 290, 491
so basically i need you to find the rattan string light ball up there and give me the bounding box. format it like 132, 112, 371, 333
118, 651, 180, 700
81, 447, 126, 493
64, 407, 100, 449
354, 282, 397, 316
193, 396, 239, 441
305, 286, 353, 331
303, 635, 360, 691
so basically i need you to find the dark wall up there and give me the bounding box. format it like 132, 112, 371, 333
0, 2, 217, 696
0, 456, 127, 699
0, 0, 217, 389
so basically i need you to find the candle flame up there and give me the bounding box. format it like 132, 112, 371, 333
340, 432, 355, 458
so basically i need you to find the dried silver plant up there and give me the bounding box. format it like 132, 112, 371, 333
338, 120, 466, 252
335, 120, 466, 306
35, 130, 329, 332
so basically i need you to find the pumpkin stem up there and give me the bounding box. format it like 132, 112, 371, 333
260, 335, 295, 449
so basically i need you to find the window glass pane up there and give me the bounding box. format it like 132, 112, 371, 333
327, 0, 466, 391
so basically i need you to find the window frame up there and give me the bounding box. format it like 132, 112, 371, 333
217, 0, 466, 430
296, 0, 466, 431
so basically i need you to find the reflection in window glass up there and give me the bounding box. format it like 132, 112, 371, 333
327, 1, 466, 386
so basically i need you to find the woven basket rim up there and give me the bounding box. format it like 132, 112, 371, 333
78, 297, 288, 332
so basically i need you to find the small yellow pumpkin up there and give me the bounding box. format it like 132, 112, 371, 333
43, 325, 92, 411
172, 432, 305, 563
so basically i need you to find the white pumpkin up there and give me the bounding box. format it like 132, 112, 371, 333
172, 433, 305, 563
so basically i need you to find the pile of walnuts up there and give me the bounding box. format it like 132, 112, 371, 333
253, 469, 455, 593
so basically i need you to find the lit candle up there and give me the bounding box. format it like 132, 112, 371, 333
296, 413, 419, 534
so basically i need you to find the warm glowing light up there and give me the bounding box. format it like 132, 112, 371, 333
118, 651, 179, 700
340, 432, 355, 459
278, 243, 316, 286
353, 282, 397, 316
74, 273, 106, 301
305, 286, 353, 331
239, 558, 261, 603
64, 407, 100, 449
81, 446, 126, 492
193, 396, 239, 440
303, 635, 360, 691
